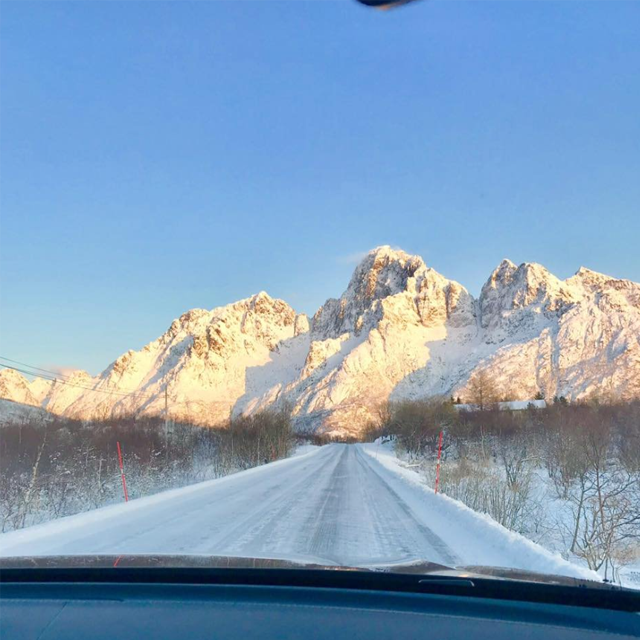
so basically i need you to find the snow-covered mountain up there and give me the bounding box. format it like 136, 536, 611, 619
2, 246, 639, 435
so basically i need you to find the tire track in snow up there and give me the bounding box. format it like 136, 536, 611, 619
0, 444, 457, 567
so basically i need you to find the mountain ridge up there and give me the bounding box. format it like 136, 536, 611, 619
2, 246, 639, 435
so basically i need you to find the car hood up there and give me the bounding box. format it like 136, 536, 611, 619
0, 554, 618, 591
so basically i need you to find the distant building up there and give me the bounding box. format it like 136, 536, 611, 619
454, 399, 547, 412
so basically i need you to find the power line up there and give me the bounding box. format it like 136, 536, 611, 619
0, 356, 148, 393
0, 364, 156, 401
0, 356, 156, 396
2, 364, 155, 400
0, 356, 87, 383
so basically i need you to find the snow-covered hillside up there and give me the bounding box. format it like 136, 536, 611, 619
1, 246, 639, 435
0, 399, 51, 426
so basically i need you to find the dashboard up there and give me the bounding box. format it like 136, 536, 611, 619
2, 574, 639, 640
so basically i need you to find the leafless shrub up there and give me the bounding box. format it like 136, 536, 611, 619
217, 407, 294, 471
388, 398, 457, 460
378, 397, 640, 577
0, 407, 294, 532
423, 457, 541, 536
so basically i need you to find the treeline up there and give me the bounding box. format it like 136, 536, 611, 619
364, 398, 640, 581
0, 408, 296, 533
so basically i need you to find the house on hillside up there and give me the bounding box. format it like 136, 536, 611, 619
454, 399, 547, 412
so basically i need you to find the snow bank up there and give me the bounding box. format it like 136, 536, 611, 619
360, 442, 600, 582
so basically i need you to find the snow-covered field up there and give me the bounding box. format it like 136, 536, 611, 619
0, 443, 599, 583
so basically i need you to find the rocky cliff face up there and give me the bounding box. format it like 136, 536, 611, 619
2, 247, 639, 435
312, 247, 475, 340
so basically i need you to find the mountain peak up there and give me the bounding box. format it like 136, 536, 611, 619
485, 260, 558, 290
565, 266, 616, 292
517, 261, 558, 284
0, 368, 28, 384
480, 260, 571, 329
244, 291, 297, 323
350, 246, 424, 285
250, 290, 272, 302
312, 247, 427, 338
0, 368, 39, 407
572, 266, 610, 282
486, 259, 518, 286
313, 246, 475, 338
363, 245, 412, 262
350, 247, 425, 295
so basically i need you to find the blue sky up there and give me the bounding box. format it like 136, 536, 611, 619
1, 1, 639, 375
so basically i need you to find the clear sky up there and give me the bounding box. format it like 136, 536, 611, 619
1, 1, 639, 375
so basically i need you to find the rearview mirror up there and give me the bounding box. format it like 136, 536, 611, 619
355, 0, 422, 8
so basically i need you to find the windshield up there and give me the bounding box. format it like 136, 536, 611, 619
0, 0, 639, 595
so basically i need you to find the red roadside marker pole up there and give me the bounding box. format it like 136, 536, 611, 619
434, 430, 443, 494
116, 441, 129, 502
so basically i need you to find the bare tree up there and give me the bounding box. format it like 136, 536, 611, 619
467, 370, 500, 411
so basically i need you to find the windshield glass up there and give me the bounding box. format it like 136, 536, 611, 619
0, 0, 639, 594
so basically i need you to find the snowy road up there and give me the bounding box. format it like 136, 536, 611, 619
0, 445, 454, 566
0, 444, 598, 580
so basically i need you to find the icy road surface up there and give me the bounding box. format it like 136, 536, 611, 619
0, 444, 597, 580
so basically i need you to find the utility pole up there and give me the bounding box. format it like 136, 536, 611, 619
164, 386, 170, 452
164, 386, 169, 430
434, 430, 444, 494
